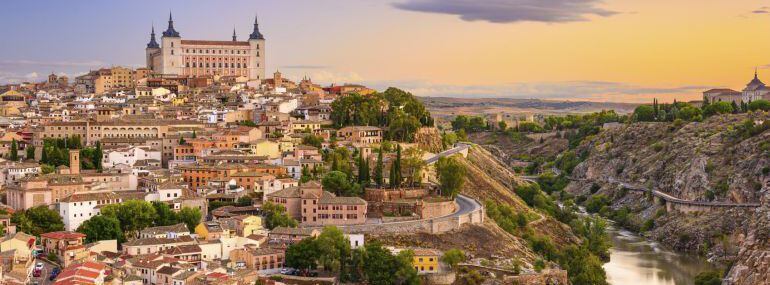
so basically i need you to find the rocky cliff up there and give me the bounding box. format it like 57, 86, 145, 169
561, 113, 770, 284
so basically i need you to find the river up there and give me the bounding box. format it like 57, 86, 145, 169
603, 225, 715, 285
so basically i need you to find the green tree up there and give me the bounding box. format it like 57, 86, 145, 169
436, 156, 466, 198
153, 201, 179, 226
262, 201, 298, 229
401, 147, 426, 186
560, 245, 608, 285
363, 243, 419, 285
748, 99, 770, 111
285, 237, 320, 271
25, 145, 35, 161
11, 206, 65, 236
77, 215, 125, 243
442, 249, 466, 269
302, 135, 324, 149
389, 145, 403, 188
316, 226, 351, 275
374, 147, 384, 187
178, 207, 203, 232
100, 200, 157, 236
322, 171, 360, 197
93, 141, 103, 171
703, 101, 734, 117
633, 105, 656, 122
9, 139, 18, 161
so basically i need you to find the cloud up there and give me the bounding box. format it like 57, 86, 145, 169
24, 72, 39, 80
752, 6, 770, 14
0, 59, 105, 68
366, 80, 711, 103
392, 0, 618, 23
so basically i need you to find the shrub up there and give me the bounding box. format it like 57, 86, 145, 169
651, 142, 664, 152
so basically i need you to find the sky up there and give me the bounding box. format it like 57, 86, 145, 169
2, 0, 770, 103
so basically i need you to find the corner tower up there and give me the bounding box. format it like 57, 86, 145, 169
248, 14, 266, 81
145, 25, 161, 72
161, 12, 183, 76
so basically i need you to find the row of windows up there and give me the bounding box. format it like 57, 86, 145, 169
185, 48, 254, 54
318, 214, 358, 219
186, 62, 247, 68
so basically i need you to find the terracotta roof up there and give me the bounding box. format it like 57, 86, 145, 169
41, 231, 86, 240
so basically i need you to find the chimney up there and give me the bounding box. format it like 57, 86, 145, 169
69, 150, 80, 175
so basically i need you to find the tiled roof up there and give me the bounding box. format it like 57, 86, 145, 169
41, 231, 86, 240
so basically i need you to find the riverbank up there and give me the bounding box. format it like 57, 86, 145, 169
604, 225, 715, 285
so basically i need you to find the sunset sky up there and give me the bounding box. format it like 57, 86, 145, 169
2, 0, 770, 102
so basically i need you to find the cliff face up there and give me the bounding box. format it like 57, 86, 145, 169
725, 198, 770, 285
571, 114, 769, 203
563, 113, 770, 284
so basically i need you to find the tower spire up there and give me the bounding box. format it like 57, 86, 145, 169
249, 13, 265, 40
755, 67, 758, 79
232, 27, 237, 41
163, 11, 180, 37
147, 24, 159, 48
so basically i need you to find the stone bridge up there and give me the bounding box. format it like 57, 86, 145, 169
424, 143, 471, 165
606, 178, 761, 213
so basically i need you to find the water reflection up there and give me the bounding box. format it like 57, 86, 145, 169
604, 226, 715, 285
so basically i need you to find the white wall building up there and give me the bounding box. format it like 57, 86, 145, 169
103, 146, 162, 169
58, 192, 123, 231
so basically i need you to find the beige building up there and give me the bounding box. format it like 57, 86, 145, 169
337, 126, 383, 144
266, 181, 367, 226
146, 14, 266, 81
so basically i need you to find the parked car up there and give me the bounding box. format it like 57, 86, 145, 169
49, 267, 60, 280
34, 262, 44, 270
32, 269, 41, 277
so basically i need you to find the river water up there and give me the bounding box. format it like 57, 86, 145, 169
603, 225, 715, 285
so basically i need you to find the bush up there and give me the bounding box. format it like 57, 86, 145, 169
651, 142, 664, 152
584, 194, 611, 214
694, 270, 722, 285
748, 99, 770, 111
640, 219, 655, 232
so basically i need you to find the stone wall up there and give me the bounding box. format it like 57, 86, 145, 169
314, 196, 484, 235
365, 188, 429, 202
418, 200, 456, 219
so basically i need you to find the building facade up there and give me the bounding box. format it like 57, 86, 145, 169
146, 13, 266, 81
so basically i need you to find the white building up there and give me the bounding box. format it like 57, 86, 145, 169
0, 161, 40, 187
102, 146, 162, 169
58, 191, 124, 231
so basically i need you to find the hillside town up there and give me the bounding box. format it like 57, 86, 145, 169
0, 13, 491, 285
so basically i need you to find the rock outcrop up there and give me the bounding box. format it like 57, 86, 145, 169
562, 113, 770, 283
414, 127, 444, 153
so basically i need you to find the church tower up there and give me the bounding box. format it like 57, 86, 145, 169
145, 25, 160, 72
160, 12, 183, 76
248, 15, 266, 81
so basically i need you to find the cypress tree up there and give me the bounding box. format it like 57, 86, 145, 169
41, 146, 48, 164
94, 141, 103, 171
375, 147, 384, 187
389, 160, 397, 188
9, 139, 18, 161
393, 145, 402, 187
26, 145, 35, 161
363, 158, 370, 187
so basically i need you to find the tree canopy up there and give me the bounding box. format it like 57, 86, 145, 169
11, 206, 64, 236
330, 88, 433, 142
436, 156, 466, 198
